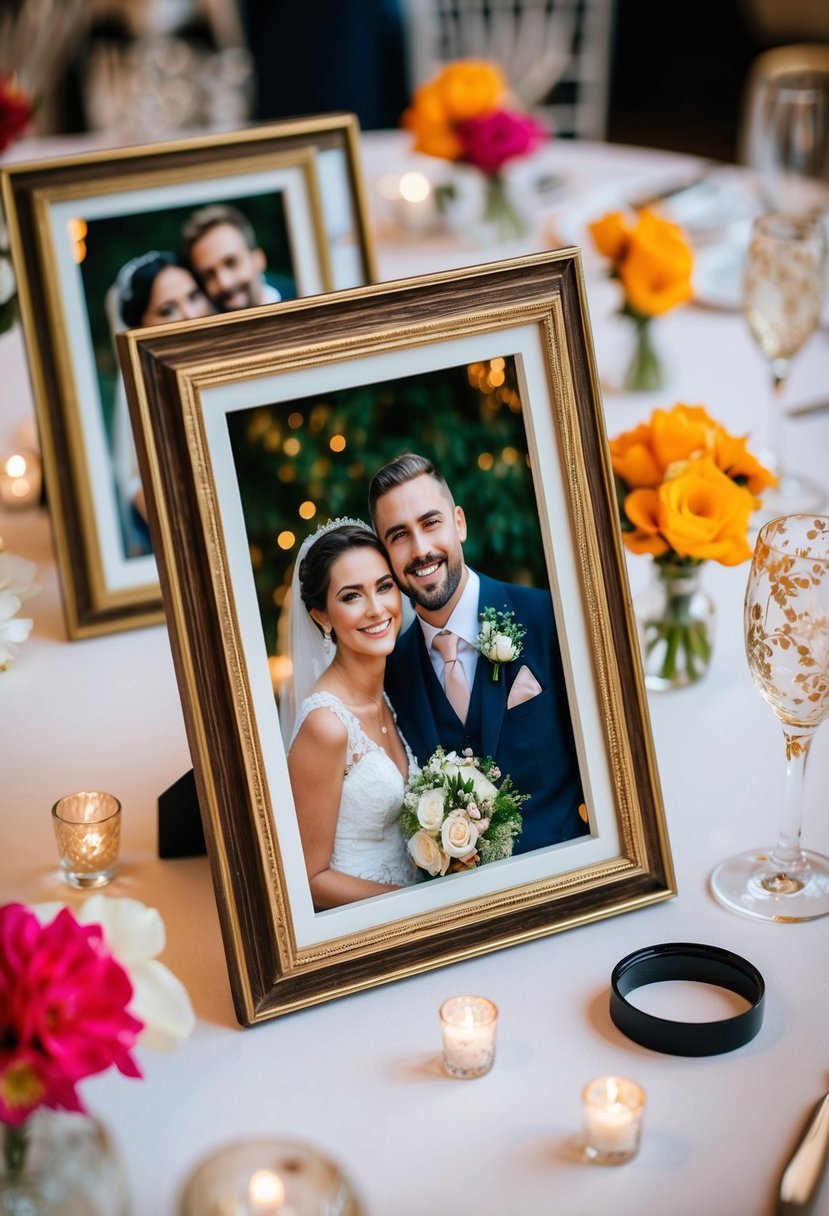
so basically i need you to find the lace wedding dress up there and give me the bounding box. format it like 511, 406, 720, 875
289, 691, 417, 887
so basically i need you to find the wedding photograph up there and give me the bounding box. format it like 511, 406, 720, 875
81, 193, 296, 560
112, 250, 672, 1017
3, 115, 374, 636
226, 356, 590, 913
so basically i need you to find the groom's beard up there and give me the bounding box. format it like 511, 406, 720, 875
402, 550, 464, 613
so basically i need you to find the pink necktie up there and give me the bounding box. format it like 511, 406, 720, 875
432, 630, 471, 724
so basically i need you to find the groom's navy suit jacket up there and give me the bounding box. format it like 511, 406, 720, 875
385, 571, 587, 854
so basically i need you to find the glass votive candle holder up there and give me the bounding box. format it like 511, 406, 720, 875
178, 1137, 365, 1215
0, 449, 42, 510
51, 791, 121, 889
439, 994, 498, 1079
582, 1074, 646, 1164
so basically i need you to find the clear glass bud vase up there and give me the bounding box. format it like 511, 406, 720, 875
0, 1110, 129, 1215
474, 171, 528, 244
637, 561, 716, 691
623, 313, 665, 392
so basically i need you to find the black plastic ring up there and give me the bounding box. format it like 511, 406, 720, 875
609, 942, 765, 1057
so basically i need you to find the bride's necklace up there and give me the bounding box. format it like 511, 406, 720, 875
337, 674, 389, 734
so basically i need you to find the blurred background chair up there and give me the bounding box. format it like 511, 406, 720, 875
399, 0, 615, 140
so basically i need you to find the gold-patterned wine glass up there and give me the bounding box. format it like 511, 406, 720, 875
742, 212, 827, 518
710, 514, 829, 921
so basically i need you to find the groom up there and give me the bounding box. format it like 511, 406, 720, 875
368, 452, 588, 854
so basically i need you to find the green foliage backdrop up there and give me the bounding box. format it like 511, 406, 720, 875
226, 355, 549, 655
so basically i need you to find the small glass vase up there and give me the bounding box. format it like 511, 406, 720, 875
1, 1110, 129, 1215
637, 561, 716, 691
474, 171, 528, 244
622, 311, 664, 392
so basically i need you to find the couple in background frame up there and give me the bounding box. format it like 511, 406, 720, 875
108, 202, 297, 557
283, 451, 588, 912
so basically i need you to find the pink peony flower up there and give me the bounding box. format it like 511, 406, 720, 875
456, 109, 547, 174
0, 903, 143, 1127
0, 76, 33, 156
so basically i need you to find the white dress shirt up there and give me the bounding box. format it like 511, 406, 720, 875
417, 567, 481, 691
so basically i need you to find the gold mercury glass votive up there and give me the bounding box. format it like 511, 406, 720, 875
178, 1137, 365, 1215
439, 995, 499, 1079
582, 1074, 646, 1164
51, 791, 121, 888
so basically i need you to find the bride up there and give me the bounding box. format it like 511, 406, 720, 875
283, 519, 417, 909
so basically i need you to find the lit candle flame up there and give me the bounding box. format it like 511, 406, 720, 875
248, 1168, 285, 1211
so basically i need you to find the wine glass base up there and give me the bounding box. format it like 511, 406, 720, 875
710, 848, 829, 922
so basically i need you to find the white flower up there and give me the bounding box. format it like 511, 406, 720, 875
476, 607, 525, 679
0, 552, 39, 602
0, 592, 33, 668
441, 812, 479, 859
416, 787, 445, 832
0, 256, 15, 306
0, 553, 40, 669
33, 896, 195, 1051
493, 634, 518, 662
408, 829, 449, 876
441, 758, 499, 802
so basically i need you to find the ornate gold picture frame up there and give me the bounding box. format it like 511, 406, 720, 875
117, 250, 675, 1026
2, 114, 376, 638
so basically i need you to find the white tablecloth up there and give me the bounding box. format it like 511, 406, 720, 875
2, 130, 829, 1216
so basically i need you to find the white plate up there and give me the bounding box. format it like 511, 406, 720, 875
693, 220, 829, 316
692, 241, 747, 311
554, 172, 759, 252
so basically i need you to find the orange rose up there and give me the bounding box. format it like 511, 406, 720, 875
618, 210, 694, 317
623, 488, 670, 556
587, 211, 630, 263
433, 60, 506, 122
656, 459, 755, 565
402, 60, 506, 161
650, 403, 720, 472
713, 431, 778, 498
609, 422, 661, 488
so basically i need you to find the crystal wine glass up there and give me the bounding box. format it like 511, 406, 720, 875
710, 514, 829, 921
747, 68, 829, 218
742, 211, 827, 517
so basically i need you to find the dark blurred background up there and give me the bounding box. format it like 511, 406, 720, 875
4, 0, 828, 164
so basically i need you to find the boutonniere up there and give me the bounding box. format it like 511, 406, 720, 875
476, 607, 526, 681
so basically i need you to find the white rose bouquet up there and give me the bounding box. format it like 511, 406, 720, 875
400, 746, 527, 878
476, 606, 525, 680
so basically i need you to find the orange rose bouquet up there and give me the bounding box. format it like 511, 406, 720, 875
588, 208, 694, 391
402, 59, 547, 240
610, 403, 777, 689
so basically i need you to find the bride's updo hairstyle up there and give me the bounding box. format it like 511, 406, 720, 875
298, 523, 387, 639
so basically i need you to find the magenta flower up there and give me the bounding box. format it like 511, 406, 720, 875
456, 109, 547, 174
0, 903, 143, 1127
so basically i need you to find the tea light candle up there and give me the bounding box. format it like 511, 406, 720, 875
0, 449, 42, 509
51, 791, 122, 889
582, 1075, 645, 1164
375, 170, 439, 234
439, 994, 498, 1079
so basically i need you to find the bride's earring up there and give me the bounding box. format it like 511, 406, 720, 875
322, 628, 332, 654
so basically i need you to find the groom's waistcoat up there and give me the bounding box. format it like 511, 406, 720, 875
385, 572, 587, 854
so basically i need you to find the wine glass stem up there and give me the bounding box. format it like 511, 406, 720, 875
767, 362, 787, 479
768, 727, 815, 875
